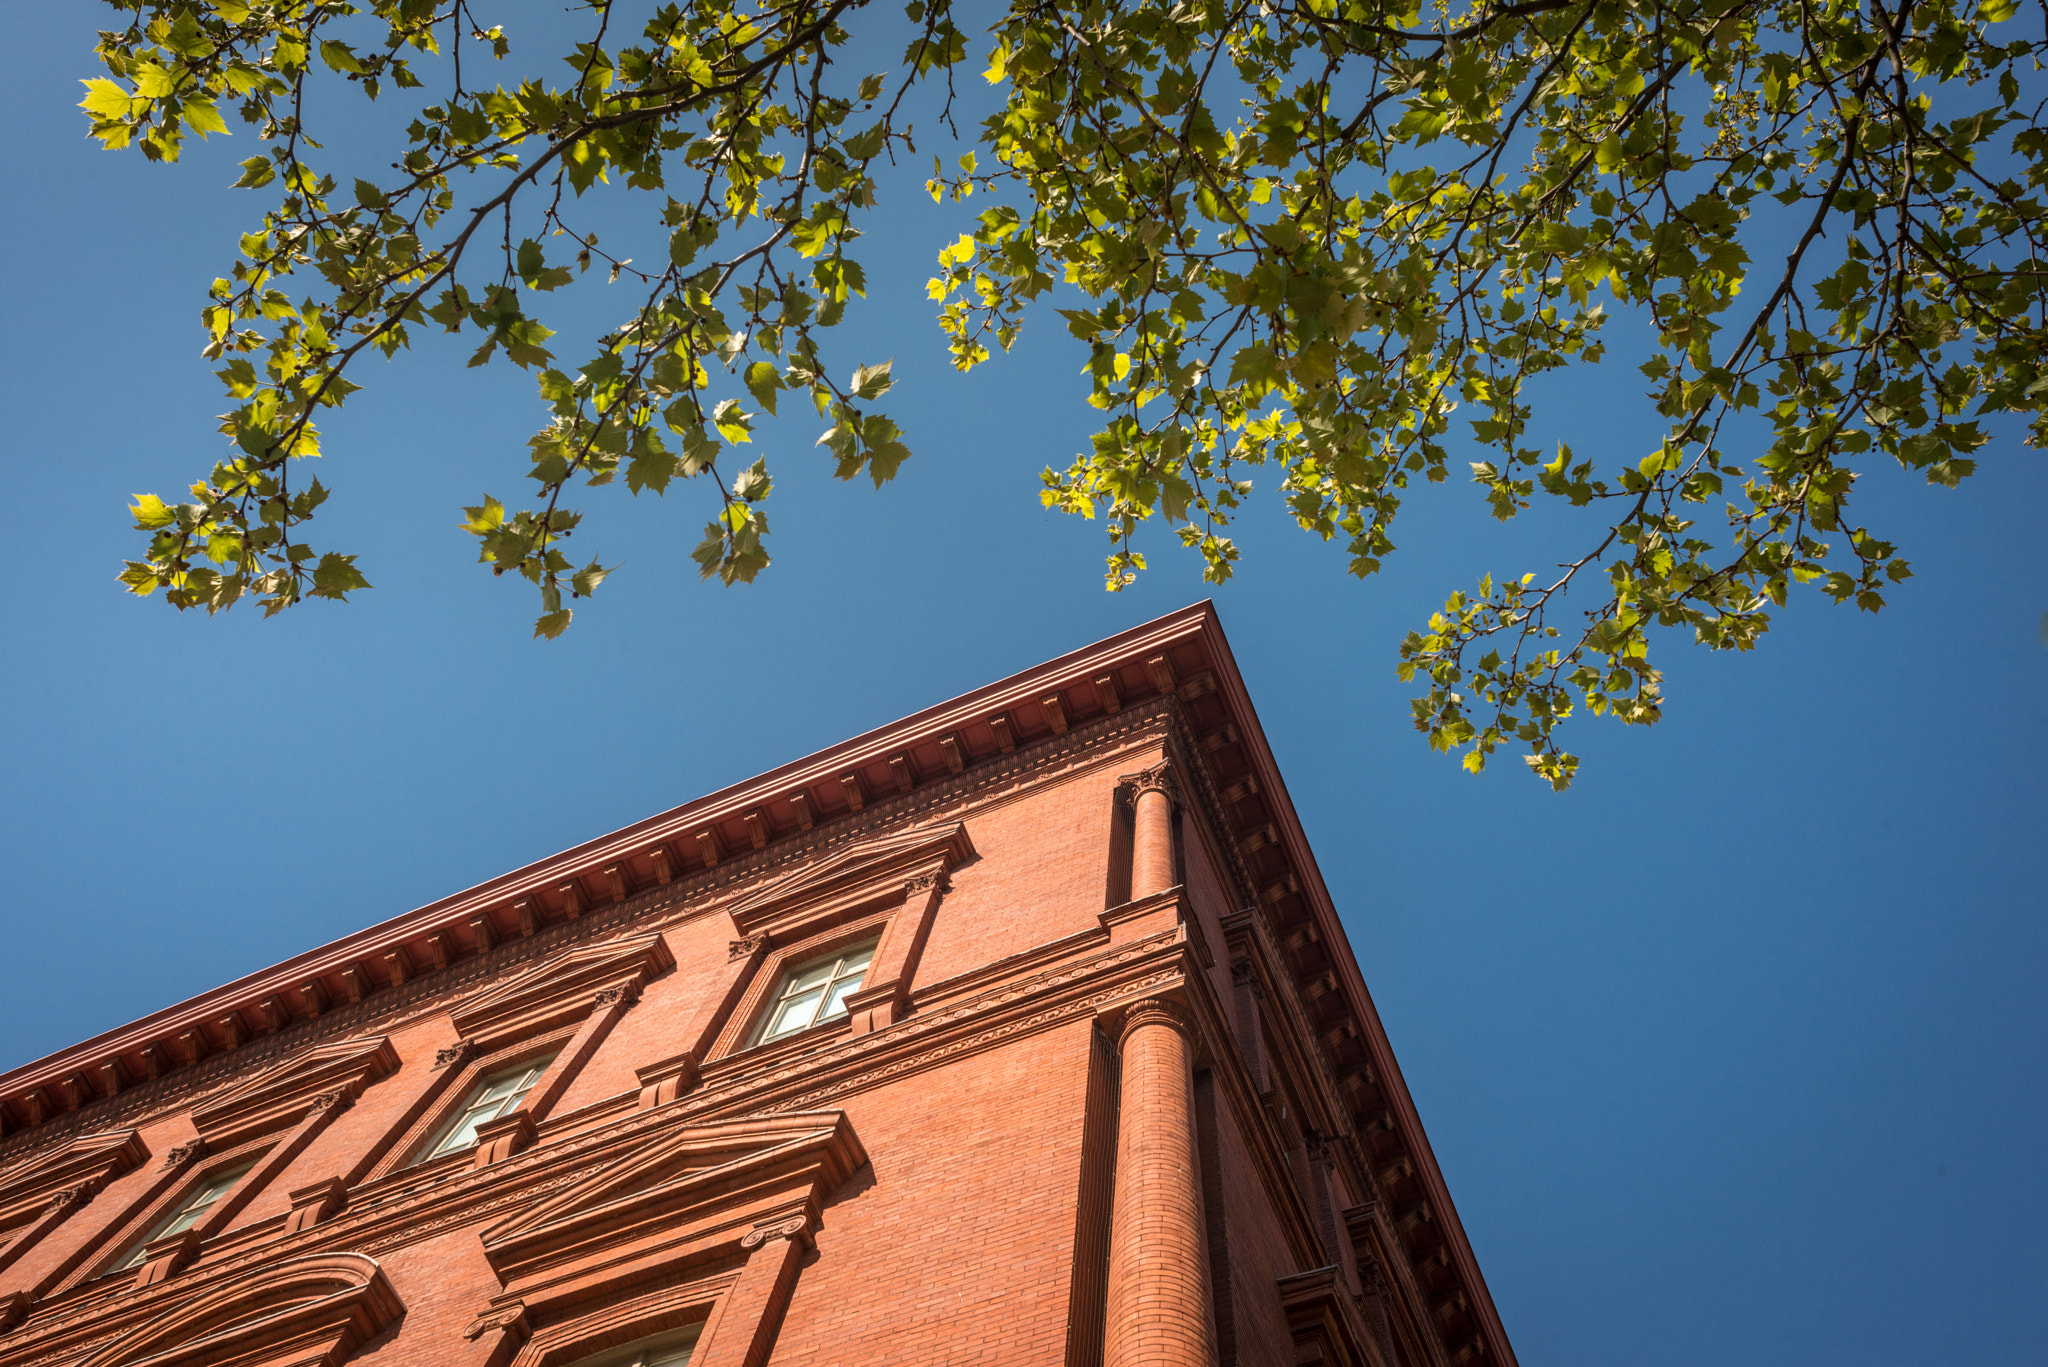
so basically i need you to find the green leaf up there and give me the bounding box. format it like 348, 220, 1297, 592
129, 493, 177, 530
713, 398, 754, 444
183, 98, 229, 138
744, 361, 781, 416
319, 40, 364, 74
78, 78, 136, 122
310, 552, 370, 599
132, 63, 178, 98
850, 359, 894, 400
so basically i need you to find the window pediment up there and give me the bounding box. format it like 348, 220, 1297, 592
476, 1110, 865, 1290
189, 1036, 399, 1148
726, 822, 974, 940
74, 1251, 403, 1367
450, 935, 674, 1048
0, 1129, 147, 1232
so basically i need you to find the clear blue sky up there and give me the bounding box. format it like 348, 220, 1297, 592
4, 9, 2043, 1365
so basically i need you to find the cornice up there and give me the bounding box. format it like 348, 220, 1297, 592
0, 703, 1170, 1168
0, 607, 1218, 1129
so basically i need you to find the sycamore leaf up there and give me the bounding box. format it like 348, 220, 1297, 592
130, 493, 177, 530
851, 359, 894, 399
79, 78, 136, 122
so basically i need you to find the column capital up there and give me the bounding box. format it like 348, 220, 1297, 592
1117, 996, 1194, 1047
1117, 761, 1180, 807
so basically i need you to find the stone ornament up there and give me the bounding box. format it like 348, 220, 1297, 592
462, 1304, 529, 1341
739, 1214, 811, 1249
158, 1139, 208, 1172
434, 1040, 478, 1070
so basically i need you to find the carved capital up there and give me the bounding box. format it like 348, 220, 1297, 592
729, 936, 767, 961
1356, 1246, 1387, 1297
1116, 761, 1179, 807
1230, 958, 1254, 985
307, 1088, 352, 1116
434, 1040, 478, 1070
591, 981, 640, 1009
159, 1139, 208, 1172
739, 1214, 811, 1250
1117, 996, 1194, 1045
902, 868, 949, 898
463, 1304, 530, 1342
47, 1182, 94, 1213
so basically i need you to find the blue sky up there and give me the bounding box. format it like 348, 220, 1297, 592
4, 8, 2044, 1365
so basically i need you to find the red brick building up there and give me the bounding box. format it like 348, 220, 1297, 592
0, 606, 1516, 1367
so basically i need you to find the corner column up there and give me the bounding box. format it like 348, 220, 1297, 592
1104, 998, 1215, 1367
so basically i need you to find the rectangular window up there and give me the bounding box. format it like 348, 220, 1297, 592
112, 1161, 255, 1271
416, 1054, 556, 1164
752, 940, 877, 1046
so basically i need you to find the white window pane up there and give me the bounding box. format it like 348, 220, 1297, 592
752, 939, 881, 1049
820, 973, 866, 1020
782, 960, 836, 993
473, 1072, 526, 1104
763, 988, 825, 1039
435, 1113, 488, 1155
502, 1070, 544, 1109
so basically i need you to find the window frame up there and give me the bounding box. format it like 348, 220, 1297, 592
495, 1272, 725, 1367
745, 937, 880, 1049
100, 1155, 260, 1276
405, 1046, 561, 1170
711, 914, 893, 1063
411, 1052, 559, 1167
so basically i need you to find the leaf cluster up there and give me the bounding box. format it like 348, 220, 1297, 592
90, 0, 2048, 782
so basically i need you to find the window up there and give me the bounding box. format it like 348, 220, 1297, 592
568, 1324, 702, 1367
112, 1161, 255, 1270
752, 939, 877, 1046
415, 1054, 556, 1164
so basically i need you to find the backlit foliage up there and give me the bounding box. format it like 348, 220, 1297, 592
87, 0, 2047, 783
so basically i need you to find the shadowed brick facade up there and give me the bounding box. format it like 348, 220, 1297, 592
0, 605, 1516, 1367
